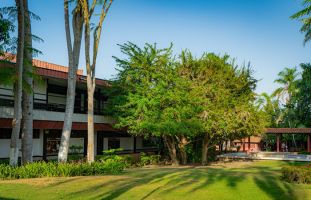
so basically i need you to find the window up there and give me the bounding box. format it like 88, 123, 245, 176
142, 138, 157, 148
0, 128, 11, 139
108, 138, 120, 149
0, 128, 40, 139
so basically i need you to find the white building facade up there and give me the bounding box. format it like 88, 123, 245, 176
0, 58, 158, 160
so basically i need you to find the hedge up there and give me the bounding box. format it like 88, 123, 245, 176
0, 160, 126, 180
281, 165, 311, 184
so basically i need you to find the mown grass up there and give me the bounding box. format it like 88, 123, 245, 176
0, 160, 310, 200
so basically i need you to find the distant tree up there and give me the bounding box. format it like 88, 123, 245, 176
0, 9, 15, 55
256, 92, 282, 127
58, 0, 84, 163
80, 0, 113, 163
291, 0, 311, 45
295, 63, 311, 127
273, 67, 299, 105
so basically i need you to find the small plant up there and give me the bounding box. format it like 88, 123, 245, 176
68, 145, 84, 161
139, 152, 161, 166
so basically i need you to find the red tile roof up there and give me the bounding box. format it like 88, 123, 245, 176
0, 53, 109, 87
266, 128, 311, 134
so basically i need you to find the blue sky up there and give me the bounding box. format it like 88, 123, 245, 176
3, 0, 311, 94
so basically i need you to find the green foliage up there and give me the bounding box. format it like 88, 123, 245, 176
139, 153, 161, 166
295, 63, 311, 127
282, 165, 311, 184
96, 148, 130, 168
179, 51, 267, 143
108, 42, 267, 164
68, 145, 84, 161
291, 0, 311, 45
108, 42, 202, 140
0, 160, 126, 180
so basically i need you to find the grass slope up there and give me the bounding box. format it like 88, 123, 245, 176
0, 160, 310, 200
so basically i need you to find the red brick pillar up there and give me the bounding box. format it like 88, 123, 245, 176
276, 134, 280, 152
308, 134, 311, 152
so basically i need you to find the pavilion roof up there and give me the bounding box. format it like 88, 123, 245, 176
266, 128, 311, 134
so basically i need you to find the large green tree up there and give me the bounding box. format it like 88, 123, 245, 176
108, 43, 202, 165
179, 52, 267, 165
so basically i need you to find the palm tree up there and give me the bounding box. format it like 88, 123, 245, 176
10, 0, 24, 166
273, 67, 299, 105
273, 67, 300, 149
58, 0, 84, 163
21, 0, 33, 164
80, 0, 113, 163
291, 0, 311, 45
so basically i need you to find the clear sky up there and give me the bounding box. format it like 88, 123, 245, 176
3, 0, 311, 94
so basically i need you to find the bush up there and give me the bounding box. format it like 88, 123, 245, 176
0, 160, 126, 180
282, 165, 311, 184
140, 153, 160, 166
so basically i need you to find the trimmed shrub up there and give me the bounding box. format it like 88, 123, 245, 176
0, 160, 126, 180
282, 165, 311, 184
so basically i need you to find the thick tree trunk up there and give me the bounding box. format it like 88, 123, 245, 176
163, 136, 179, 165
10, 0, 24, 166
87, 76, 95, 163
58, 1, 83, 162
177, 136, 188, 165
202, 134, 210, 166
21, 0, 33, 164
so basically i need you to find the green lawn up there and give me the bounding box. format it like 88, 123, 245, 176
0, 160, 310, 200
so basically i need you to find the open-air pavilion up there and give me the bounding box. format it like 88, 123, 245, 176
265, 128, 311, 153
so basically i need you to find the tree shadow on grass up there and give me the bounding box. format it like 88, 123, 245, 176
67, 164, 301, 200
0, 197, 18, 200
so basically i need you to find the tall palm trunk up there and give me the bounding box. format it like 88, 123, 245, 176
9, 0, 25, 166
58, 0, 83, 162
80, 0, 113, 163
87, 74, 95, 162
21, 0, 33, 164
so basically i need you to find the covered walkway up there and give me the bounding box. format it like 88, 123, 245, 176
265, 128, 311, 152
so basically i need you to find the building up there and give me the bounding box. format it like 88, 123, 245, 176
0, 57, 158, 160
234, 128, 311, 153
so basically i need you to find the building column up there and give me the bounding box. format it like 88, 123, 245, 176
243, 139, 245, 152
307, 134, 311, 153
276, 134, 280, 152
248, 136, 251, 151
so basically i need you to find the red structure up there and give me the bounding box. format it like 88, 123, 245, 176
235, 128, 311, 152
266, 128, 311, 152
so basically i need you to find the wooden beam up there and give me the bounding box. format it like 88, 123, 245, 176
276, 134, 280, 152
308, 134, 311, 153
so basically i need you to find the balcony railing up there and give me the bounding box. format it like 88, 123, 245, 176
0, 87, 106, 115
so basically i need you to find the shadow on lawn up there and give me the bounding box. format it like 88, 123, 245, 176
67, 164, 300, 200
